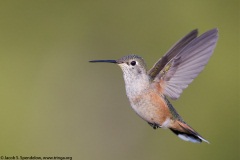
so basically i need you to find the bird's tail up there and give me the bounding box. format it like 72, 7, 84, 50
170, 120, 209, 143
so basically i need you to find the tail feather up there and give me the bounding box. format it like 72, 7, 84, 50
170, 121, 209, 143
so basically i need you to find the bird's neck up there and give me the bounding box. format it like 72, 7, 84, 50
123, 72, 150, 98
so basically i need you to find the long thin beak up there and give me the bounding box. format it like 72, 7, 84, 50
89, 60, 117, 63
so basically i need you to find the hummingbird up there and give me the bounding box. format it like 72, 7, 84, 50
89, 28, 218, 143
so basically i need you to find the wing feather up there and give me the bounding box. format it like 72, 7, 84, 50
148, 29, 198, 80
150, 28, 218, 100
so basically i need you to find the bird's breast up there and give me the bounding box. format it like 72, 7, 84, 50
128, 90, 172, 125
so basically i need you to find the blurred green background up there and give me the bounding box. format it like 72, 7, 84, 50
0, 0, 239, 159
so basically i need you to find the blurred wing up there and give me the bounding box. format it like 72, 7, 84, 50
148, 29, 198, 81
149, 28, 218, 100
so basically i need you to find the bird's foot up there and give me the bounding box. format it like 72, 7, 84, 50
148, 122, 160, 129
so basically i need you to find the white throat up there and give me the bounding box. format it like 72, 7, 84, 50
122, 69, 150, 98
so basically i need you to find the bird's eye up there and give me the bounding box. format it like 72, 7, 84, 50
130, 61, 136, 66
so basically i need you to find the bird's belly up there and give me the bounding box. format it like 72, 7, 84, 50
129, 92, 170, 125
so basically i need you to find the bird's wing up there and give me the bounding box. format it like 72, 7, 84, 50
148, 29, 198, 80
148, 28, 218, 100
